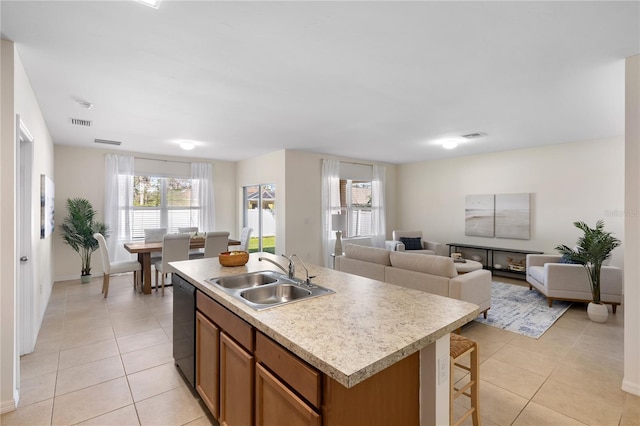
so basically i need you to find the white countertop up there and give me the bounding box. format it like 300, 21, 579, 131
171, 252, 480, 388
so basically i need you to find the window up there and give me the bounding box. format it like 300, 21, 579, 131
128, 175, 200, 238
340, 179, 372, 238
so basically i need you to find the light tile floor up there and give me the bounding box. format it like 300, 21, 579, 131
2, 274, 639, 425
1, 274, 215, 426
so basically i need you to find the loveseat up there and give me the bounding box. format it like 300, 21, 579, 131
384, 230, 446, 256
335, 244, 492, 317
526, 254, 623, 312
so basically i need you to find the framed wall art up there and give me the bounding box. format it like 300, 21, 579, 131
465, 194, 495, 237
41, 174, 55, 238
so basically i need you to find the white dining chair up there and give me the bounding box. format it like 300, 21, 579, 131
203, 231, 230, 258
155, 233, 191, 295
232, 227, 252, 252
144, 227, 167, 263
94, 233, 141, 298
178, 227, 199, 233
178, 227, 202, 256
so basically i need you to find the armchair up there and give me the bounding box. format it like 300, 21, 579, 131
385, 230, 445, 256
526, 254, 622, 312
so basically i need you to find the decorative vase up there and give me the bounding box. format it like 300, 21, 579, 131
80, 274, 92, 284
587, 302, 608, 323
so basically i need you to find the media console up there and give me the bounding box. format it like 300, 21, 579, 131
447, 243, 544, 280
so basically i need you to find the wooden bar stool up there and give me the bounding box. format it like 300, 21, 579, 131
450, 334, 481, 426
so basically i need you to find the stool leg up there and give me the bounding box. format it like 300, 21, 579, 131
450, 356, 455, 426
470, 344, 481, 426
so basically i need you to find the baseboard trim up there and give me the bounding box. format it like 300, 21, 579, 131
0, 391, 18, 414
622, 378, 640, 396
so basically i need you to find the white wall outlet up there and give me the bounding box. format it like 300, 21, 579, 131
438, 355, 449, 385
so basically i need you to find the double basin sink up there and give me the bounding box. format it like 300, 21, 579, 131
206, 271, 335, 310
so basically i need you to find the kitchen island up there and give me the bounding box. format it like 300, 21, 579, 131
171, 252, 480, 425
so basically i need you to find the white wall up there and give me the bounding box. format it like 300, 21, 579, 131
53, 145, 237, 280
0, 40, 55, 413
236, 150, 397, 266
236, 150, 287, 255
397, 138, 625, 268
623, 54, 639, 396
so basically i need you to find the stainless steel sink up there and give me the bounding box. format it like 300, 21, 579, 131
209, 271, 280, 289
205, 271, 334, 310
241, 284, 311, 304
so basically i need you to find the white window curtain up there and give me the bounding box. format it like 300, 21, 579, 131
191, 162, 215, 232
104, 154, 134, 262
321, 159, 341, 267
371, 165, 387, 248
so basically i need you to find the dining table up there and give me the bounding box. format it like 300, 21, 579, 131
124, 237, 241, 294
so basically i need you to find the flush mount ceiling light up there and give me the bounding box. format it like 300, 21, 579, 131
442, 139, 459, 150
179, 141, 195, 151
434, 132, 487, 150
135, 0, 161, 9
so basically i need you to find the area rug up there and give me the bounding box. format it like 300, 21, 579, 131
474, 281, 572, 339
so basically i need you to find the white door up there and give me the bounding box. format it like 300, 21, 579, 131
17, 116, 35, 355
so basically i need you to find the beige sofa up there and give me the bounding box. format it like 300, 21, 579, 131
526, 254, 623, 312
335, 244, 492, 317
384, 230, 446, 256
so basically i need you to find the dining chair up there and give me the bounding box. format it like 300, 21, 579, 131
155, 233, 191, 295
178, 227, 199, 233
179, 227, 202, 256
94, 233, 141, 298
188, 231, 230, 259
203, 231, 230, 258
232, 227, 252, 252
144, 227, 167, 263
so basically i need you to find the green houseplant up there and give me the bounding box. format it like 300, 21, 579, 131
59, 198, 109, 283
555, 220, 621, 322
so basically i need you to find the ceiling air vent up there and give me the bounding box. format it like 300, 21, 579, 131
70, 118, 92, 127
94, 139, 122, 146
461, 132, 486, 139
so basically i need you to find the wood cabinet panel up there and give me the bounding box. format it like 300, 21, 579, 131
255, 363, 321, 426
220, 332, 254, 426
197, 291, 254, 352
195, 311, 219, 419
322, 352, 420, 426
255, 332, 321, 409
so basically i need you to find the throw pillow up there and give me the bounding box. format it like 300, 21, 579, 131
400, 237, 423, 250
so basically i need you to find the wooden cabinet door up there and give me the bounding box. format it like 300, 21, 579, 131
220, 332, 254, 426
255, 363, 321, 426
195, 311, 220, 418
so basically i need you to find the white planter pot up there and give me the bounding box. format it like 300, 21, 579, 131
587, 302, 608, 323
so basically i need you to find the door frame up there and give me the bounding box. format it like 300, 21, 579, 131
17, 115, 35, 355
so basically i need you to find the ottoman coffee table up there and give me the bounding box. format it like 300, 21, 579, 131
454, 259, 483, 274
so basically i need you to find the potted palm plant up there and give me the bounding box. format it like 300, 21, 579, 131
59, 198, 109, 283
555, 220, 621, 322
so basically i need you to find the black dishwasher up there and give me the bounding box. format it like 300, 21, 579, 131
173, 274, 196, 388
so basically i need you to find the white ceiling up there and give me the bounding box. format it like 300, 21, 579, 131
1, 1, 638, 164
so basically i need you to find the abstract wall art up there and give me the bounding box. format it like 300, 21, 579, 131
41, 174, 55, 239
465, 194, 495, 237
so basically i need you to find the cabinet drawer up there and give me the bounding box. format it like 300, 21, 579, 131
197, 291, 254, 352
255, 332, 321, 409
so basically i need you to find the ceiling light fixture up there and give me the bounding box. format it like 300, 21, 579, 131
135, 0, 161, 9
442, 140, 459, 150
180, 141, 195, 151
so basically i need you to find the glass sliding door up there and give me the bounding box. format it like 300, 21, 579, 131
243, 184, 276, 253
